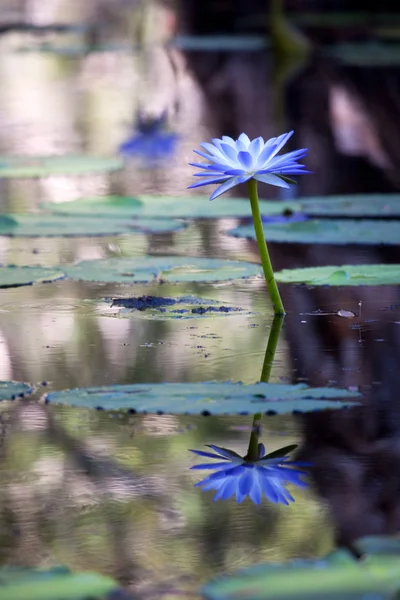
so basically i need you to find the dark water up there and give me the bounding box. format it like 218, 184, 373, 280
0, 10, 400, 597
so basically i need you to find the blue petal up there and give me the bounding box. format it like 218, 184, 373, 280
221, 136, 236, 146
239, 466, 255, 497
189, 448, 229, 460
201, 142, 230, 164
267, 148, 308, 169
190, 462, 232, 471
206, 445, 243, 460
249, 470, 262, 504
213, 477, 237, 501
224, 169, 246, 176
254, 173, 290, 188
193, 172, 232, 177
238, 133, 251, 147
237, 151, 253, 170
188, 176, 230, 190
260, 477, 288, 505
256, 143, 281, 168
266, 131, 294, 163
219, 142, 240, 165
193, 149, 219, 163
248, 137, 264, 157
210, 175, 251, 200
189, 162, 228, 172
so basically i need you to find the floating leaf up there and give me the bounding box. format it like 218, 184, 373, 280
62, 256, 263, 284
0, 565, 122, 600
0, 155, 123, 178
105, 295, 252, 320
0, 214, 184, 237
275, 265, 400, 286
17, 43, 132, 56
40, 195, 297, 219
43, 382, 360, 415
0, 265, 65, 288
201, 537, 400, 600
300, 194, 400, 217
229, 219, 400, 245
0, 380, 33, 401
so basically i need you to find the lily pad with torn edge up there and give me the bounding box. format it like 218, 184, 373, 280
0, 155, 123, 178
43, 382, 360, 415
0, 214, 185, 237
229, 219, 400, 245
62, 256, 263, 284
102, 295, 254, 320
0, 265, 65, 288
275, 264, 400, 286
0, 380, 33, 401
201, 535, 400, 600
40, 194, 298, 219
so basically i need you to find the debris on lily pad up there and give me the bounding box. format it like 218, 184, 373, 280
40, 194, 297, 219
0, 155, 123, 178
0, 214, 185, 237
201, 535, 400, 600
62, 256, 263, 284
104, 295, 253, 320
43, 382, 360, 415
0, 265, 65, 288
0, 564, 123, 600
275, 264, 400, 286
229, 219, 400, 245
0, 380, 33, 401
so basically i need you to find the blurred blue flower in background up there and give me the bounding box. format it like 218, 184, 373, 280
190, 443, 309, 505
119, 110, 179, 164
188, 131, 310, 200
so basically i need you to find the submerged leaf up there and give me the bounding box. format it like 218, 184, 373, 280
275, 264, 400, 286
105, 295, 252, 320
63, 256, 263, 284
0, 265, 65, 288
229, 220, 400, 245
43, 382, 360, 415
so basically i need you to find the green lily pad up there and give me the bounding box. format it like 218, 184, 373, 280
40, 195, 296, 219
104, 295, 253, 320
43, 382, 360, 415
0, 565, 121, 600
0, 380, 33, 400
300, 194, 400, 217
201, 536, 400, 600
0, 265, 65, 288
17, 43, 132, 56
0, 214, 185, 237
0, 155, 123, 178
62, 256, 263, 284
275, 264, 400, 286
229, 219, 400, 245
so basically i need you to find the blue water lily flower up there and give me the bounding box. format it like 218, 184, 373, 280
190, 443, 309, 505
188, 131, 310, 200
119, 110, 179, 163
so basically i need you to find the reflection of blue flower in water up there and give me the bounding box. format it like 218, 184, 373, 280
188, 131, 310, 200
190, 443, 309, 505
119, 111, 178, 163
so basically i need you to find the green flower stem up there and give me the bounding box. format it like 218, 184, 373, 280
245, 315, 285, 461
247, 178, 285, 316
